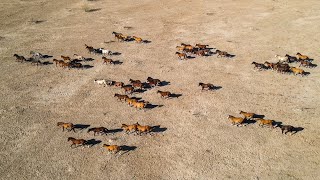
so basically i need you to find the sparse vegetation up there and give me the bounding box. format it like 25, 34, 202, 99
2, 0, 320, 179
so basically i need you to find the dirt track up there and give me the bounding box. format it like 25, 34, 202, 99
1, 0, 320, 179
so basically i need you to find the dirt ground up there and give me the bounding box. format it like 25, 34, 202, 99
1, 0, 320, 179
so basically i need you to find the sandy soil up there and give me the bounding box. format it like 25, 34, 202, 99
1, 0, 320, 179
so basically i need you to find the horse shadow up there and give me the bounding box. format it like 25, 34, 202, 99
203, 86, 222, 91
273, 121, 282, 127
227, 54, 236, 58
142, 40, 152, 44
86, 139, 102, 147
145, 103, 163, 109
111, 52, 121, 56
309, 64, 317, 68
151, 125, 167, 133
284, 127, 304, 135
25, 58, 35, 62
30, 20, 46, 24
131, 97, 143, 101
85, 8, 102, 13
134, 89, 147, 93
83, 65, 94, 69
107, 128, 123, 134
42, 55, 53, 58
253, 114, 265, 119
113, 60, 123, 65
74, 124, 90, 132
71, 59, 82, 63
186, 56, 196, 59
123, 37, 135, 42
303, 72, 311, 76
292, 127, 304, 134
41, 61, 53, 65
119, 145, 137, 155
169, 93, 182, 98
83, 57, 95, 62
211, 86, 222, 91
244, 119, 257, 125
159, 81, 170, 87
120, 145, 137, 151
142, 83, 152, 89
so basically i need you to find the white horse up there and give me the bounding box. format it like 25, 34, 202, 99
99, 48, 112, 56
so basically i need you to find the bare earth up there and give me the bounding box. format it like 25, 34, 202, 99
1, 0, 320, 179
